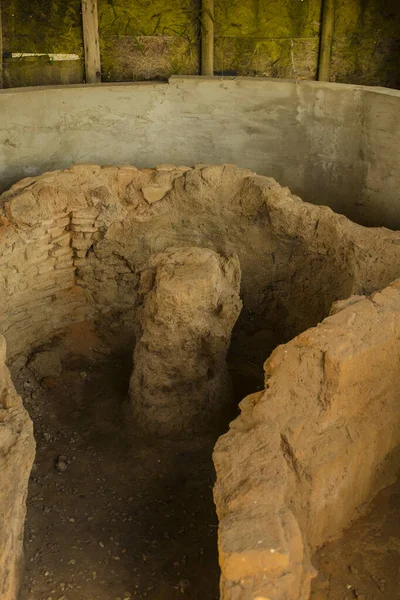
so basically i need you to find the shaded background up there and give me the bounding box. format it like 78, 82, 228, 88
1, 0, 400, 88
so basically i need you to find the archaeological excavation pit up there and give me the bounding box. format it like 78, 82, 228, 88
1, 160, 400, 600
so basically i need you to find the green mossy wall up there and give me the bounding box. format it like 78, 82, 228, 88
2, 0, 83, 53
1, 0, 400, 88
97, 0, 200, 81
214, 0, 322, 78
2, 0, 84, 87
332, 0, 400, 88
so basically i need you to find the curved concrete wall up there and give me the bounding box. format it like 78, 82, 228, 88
0, 78, 399, 229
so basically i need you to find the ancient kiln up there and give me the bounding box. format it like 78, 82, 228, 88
1, 162, 400, 599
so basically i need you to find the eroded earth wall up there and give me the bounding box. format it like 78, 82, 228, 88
0, 335, 35, 600
1, 164, 400, 363
1, 164, 400, 600
213, 280, 400, 600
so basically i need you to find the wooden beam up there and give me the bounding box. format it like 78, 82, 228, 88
201, 0, 214, 76
82, 0, 101, 84
318, 0, 335, 82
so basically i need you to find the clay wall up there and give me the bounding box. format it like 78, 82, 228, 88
2, 164, 400, 361
0, 335, 35, 600
213, 280, 400, 599
1, 164, 400, 599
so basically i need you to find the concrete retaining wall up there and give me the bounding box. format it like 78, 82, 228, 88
0, 78, 399, 228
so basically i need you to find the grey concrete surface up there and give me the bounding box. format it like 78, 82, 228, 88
0, 77, 399, 228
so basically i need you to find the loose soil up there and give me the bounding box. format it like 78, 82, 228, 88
15, 322, 229, 600
310, 480, 400, 600
13, 320, 400, 600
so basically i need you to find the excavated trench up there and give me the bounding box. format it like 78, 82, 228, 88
1, 164, 400, 600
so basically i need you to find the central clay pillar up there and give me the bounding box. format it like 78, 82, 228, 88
129, 247, 242, 436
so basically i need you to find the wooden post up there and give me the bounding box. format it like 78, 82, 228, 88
318, 0, 335, 81
82, 0, 101, 83
201, 0, 214, 76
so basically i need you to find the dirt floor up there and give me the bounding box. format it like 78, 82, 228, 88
310, 479, 400, 600
14, 322, 233, 600
11, 320, 400, 600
